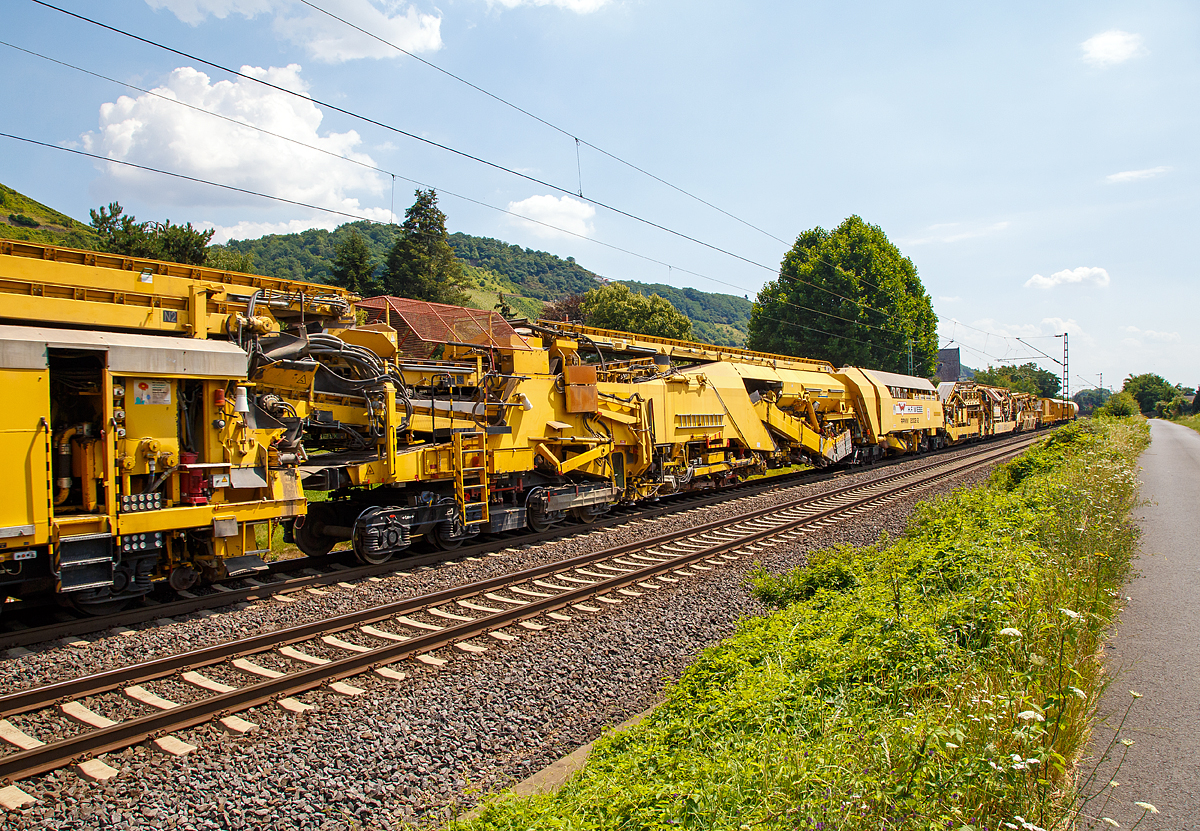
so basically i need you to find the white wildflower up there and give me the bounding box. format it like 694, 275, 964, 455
1134, 802, 1158, 814
1030, 654, 1046, 666
945, 742, 959, 749
1130, 690, 1142, 699
1059, 607, 1080, 620
999, 627, 1022, 637
1017, 710, 1045, 722
1102, 819, 1119, 828
1070, 686, 1088, 700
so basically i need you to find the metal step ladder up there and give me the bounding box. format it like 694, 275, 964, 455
452, 431, 490, 527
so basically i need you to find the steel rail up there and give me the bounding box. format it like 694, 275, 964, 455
0, 438, 1031, 782
0, 432, 1035, 650
0, 435, 1030, 717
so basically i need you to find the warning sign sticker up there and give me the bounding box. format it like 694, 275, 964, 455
133, 380, 171, 406
893, 403, 924, 415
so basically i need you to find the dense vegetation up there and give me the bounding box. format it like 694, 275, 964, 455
621, 281, 751, 346
448, 233, 602, 300
458, 417, 1150, 831
580, 283, 693, 340
974, 363, 1062, 399
748, 216, 938, 373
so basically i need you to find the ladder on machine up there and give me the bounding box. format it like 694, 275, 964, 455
452, 431, 490, 528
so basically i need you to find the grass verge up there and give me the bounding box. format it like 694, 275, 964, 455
452, 417, 1149, 831
1173, 412, 1200, 435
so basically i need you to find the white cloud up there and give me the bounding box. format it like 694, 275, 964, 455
1120, 324, 1179, 343
1106, 166, 1170, 183
506, 194, 595, 239
275, 1, 442, 62
1081, 30, 1145, 67
207, 216, 340, 243
80, 64, 387, 217
903, 221, 1009, 245
147, 0, 443, 62
487, 0, 611, 12
146, 0, 275, 25
1025, 266, 1110, 289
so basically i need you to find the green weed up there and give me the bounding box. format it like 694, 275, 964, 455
452, 418, 1148, 831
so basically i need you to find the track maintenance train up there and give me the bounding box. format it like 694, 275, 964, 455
0, 241, 1074, 612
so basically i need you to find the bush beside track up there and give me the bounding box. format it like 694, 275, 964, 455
454, 417, 1149, 831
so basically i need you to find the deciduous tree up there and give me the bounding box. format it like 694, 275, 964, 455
541, 293, 585, 323
580, 283, 692, 340
1122, 372, 1180, 415
746, 216, 936, 374
975, 362, 1061, 398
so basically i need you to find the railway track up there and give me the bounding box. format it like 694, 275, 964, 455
0, 434, 1031, 788
0, 433, 1037, 651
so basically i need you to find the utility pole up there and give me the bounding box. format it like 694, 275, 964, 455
907, 338, 913, 376
1063, 332, 1069, 402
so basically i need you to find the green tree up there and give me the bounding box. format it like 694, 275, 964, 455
494, 292, 516, 318
581, 283, 693, 340
205, 245, 256, 273
1098, 391, 1139, 418
89, 202, 214, 265
1072, 387, 1111, 417
1122, 372, 1179, 415
384, 189, 472, 305
746, 216, 937, 374
975, 362, 1061, 398
329, 229, 379, 296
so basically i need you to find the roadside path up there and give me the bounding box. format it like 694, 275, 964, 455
1083, 419, 1200, 829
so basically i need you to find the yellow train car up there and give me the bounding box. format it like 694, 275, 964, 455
837, 367, 945, 456
0, 241, 356, 610
274, 301, 862, 561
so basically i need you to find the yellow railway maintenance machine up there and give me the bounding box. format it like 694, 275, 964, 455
0, 241, 356, 612
269, 301, 863, 564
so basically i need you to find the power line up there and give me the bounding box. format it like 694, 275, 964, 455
1, 133, 390, 223
25, 0, 906, 328
27, 1, 778, 276
296, 0, 791, 246
0, 33, 902, 334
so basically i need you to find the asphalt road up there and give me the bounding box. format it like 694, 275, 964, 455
1082, 419, 1200, 829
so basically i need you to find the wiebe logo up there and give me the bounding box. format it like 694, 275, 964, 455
893, 403, 925, 415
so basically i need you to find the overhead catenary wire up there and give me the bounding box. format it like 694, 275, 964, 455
0, 132, 385, 224
19, 3, 1067, 358
297, 0, 792, 246
24, 0, 907, 328
3, 39, 916, 339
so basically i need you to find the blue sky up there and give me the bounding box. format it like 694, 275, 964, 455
2, 0, 1196, 392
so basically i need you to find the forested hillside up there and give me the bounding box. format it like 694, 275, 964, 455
218, 223, 752, 343
622, 281, 751, 346
447, 233, 602, 298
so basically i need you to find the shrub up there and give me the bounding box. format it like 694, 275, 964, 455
8, 213, 39, 228
1097, 391, 1138, 418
